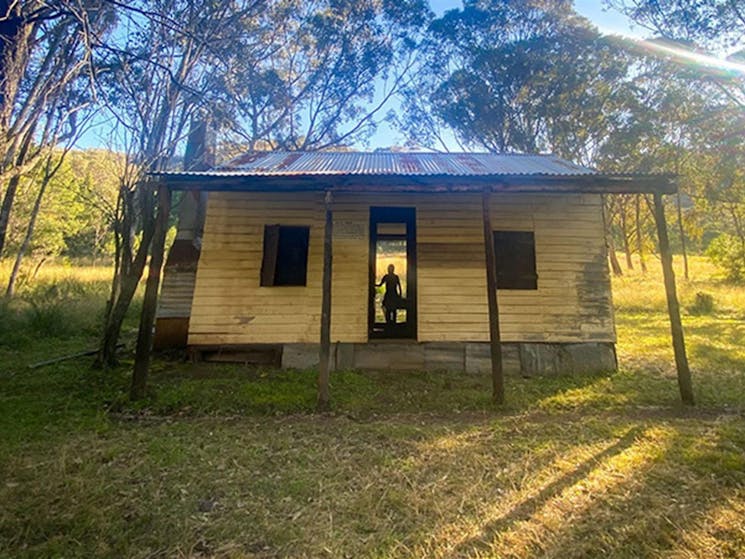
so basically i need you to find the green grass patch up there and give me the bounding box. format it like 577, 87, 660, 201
1, 255, 744, 557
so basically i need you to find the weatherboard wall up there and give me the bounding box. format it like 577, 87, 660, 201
187, 191, 615, 346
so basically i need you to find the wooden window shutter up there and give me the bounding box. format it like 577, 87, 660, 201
261, 224, 310, 286
261, 224, 281, 286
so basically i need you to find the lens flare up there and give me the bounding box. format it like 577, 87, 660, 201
634, 39, 745, 78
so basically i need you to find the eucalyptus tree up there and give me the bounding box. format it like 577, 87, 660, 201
604, 1, 745, 279
214, 0, 431, 151
399, 0, 633, 163
0, 0, 114, 257
594, 52, 718, 277
93, 0, 266, 368
605, 0, 745, 51
694, 104, 745, 281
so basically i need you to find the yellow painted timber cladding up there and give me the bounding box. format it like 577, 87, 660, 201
188, 191, 615, 345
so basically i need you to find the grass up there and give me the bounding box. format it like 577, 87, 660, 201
0, 256, 744, 558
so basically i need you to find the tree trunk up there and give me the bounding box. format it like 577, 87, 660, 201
96, 186, 155, 369
5, 161, 53, 298
131, 183, 171, 400
608, 235, 623, 276
604, 197, 623, 277
620, 204, 634, 270
652, 192, 694, 406
635, 195, 647, 273
676, 191, 689, 280
0, 128, 34, 256
96, 267, 144, 368
0, 1, 30, 151
31, 257, 46, 279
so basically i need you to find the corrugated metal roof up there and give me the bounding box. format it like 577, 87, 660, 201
190, 151, 598, 177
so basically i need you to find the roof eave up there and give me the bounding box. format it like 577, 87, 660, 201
151, 172, 677, 195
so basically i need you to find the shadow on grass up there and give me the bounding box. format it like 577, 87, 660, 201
2, 397, 744, 558
397, 416, 745, 558
448, 426, 644, 557
690, 342, 745, 370
533, 421, 745, 559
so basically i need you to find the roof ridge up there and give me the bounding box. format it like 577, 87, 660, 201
225, 150, 561, 156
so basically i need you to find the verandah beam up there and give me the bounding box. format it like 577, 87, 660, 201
482, 190, 505, 404
317, 190, 333, 411
652, 192, 695, 405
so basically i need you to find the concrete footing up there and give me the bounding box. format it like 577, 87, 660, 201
193, 341, 617, 376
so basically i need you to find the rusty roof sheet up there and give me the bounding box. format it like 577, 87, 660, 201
196, 151, 597, 177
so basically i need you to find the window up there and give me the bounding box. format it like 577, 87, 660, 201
493, 231, 538, 290
261, 225, 310, 286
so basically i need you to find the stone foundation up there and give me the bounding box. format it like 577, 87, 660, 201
194, 341, 617, 376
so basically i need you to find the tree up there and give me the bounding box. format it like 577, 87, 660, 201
695, 109, 745, 282
0, 1, 113, 256
594, 38, 744, 279
399, 0, 633, 162
605, 1, 744, 111
214, 0, 430, 151
5, 149, 69, 298
605, 0, 745, 51
92, 0, 267, 369
3, 144, 118, 298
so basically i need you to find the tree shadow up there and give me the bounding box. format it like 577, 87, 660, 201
530, 421, 745, 558
690, 342, 745, 370
447, 426, 645, 558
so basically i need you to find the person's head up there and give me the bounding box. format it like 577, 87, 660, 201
387, 264, 395, 274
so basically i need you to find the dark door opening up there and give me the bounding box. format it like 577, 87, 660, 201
369, 207, 417, 339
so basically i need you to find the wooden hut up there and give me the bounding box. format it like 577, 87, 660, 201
152, 151, 676, 377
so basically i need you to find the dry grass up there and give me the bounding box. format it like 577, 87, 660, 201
0, 259, 113, 290
2, 408, 743, 558
613, 255, 745, 394
0, 255, 744, 558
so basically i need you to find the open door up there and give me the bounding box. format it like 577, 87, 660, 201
369, 207, 417, 339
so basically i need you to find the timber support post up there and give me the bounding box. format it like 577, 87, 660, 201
652, 192, 695, 406
482, 189, 505, 404
317, 190, 333, 411
131, 181, 171, 400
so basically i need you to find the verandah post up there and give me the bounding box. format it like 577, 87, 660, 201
317, 190, 333, 411
482, 189, 505, 404
652, 191, 695, 406
131, 181, 171, 400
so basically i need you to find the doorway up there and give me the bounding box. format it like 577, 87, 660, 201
368, 207, 417, 339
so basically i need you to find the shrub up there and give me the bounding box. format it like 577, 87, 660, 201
3, 279, 108, 341
706, 233, 745, 283
0, 302, 31, 347
688, 291, 715, 315
26, 300, 71, 338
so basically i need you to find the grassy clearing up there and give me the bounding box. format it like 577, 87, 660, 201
0, 262, 113, 347
1, 256, 744, 558
613, 255, 745, 410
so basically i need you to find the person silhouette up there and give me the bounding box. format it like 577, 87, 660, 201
376, 264, 402, 326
